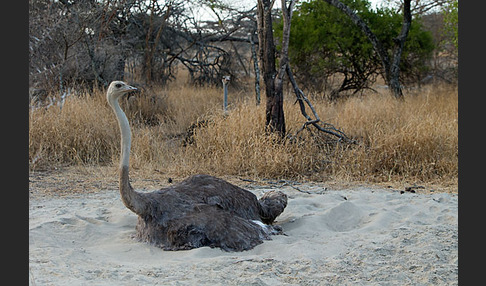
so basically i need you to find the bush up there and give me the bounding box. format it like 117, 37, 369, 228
276, 0, 435, 98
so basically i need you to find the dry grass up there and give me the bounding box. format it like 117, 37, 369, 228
29, 82, 457, 188
29, 91, 118, 167
328, 85, 458, 184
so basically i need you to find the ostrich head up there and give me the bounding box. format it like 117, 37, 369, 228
222, 76, 230, 85
106, 81, 137, 102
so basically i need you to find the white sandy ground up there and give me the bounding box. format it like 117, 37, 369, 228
29, 184, 458, 285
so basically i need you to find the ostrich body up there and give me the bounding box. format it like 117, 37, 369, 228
107, 81, 287, 251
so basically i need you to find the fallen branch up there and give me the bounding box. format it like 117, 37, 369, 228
286, 64, 357, 144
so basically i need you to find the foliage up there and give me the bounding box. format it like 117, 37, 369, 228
400, 17, 436, 85
275, 0, 435, 97
442, 0, 458, 51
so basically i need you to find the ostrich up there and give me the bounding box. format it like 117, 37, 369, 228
106, 81, 287, 251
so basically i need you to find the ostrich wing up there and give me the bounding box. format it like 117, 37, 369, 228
164, 204, 270, 252
157, 174, 264, 221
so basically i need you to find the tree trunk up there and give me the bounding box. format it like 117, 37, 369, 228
387, 0, 412, 99
143, 2, 171, 84
249, 31, 261, 105
257, 0, 290, 135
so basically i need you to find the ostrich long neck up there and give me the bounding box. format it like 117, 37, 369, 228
111, 99, 131, 168
109, 96, 147, 215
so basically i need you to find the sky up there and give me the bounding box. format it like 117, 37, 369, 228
193, 0, 386, 21
221, 0, 385, 10
223, 0, 383, 7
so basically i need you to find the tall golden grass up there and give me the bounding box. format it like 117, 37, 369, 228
29, 82, 457, 186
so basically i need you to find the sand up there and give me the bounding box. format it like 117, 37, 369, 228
29, 180, 458, 285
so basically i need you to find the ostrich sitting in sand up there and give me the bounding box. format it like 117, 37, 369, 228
106, 81, 287, 252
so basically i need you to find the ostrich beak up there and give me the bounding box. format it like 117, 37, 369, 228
126, 85, 137, 91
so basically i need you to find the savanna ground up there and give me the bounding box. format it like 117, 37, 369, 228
29, 78, 458, 285
29, 77, 458, 197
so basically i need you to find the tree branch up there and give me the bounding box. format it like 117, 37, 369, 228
286, 64, 356, 144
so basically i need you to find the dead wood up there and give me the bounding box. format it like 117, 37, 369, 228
286, 65, 357, 145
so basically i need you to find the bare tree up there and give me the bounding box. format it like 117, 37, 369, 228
385, 0, 449, 15
141, 0, 172, 84
29, 0, 139, 91
30, 0, 261, 92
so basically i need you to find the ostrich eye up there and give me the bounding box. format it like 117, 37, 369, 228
115, 83, 122, 88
